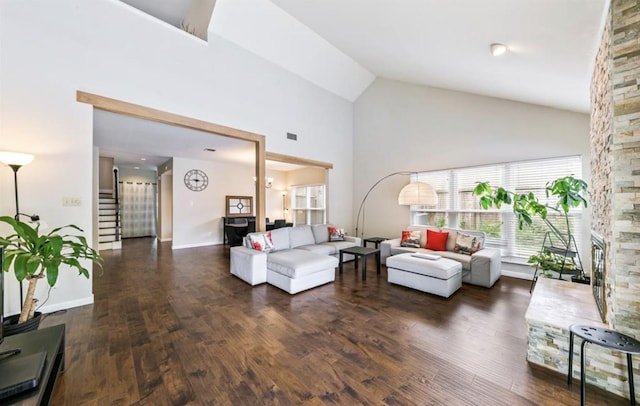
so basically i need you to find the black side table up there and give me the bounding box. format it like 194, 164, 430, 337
339, 246, 380, 280
0, 324, 65, 405
363, 237, 388, 249
568, 324, 640, 406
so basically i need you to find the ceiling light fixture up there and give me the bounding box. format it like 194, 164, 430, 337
490, 43, 507, 56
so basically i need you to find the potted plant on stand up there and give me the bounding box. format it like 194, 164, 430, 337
0, 215, 103, 335
473, 176, 588, 282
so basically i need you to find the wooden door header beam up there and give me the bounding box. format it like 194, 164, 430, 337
77, 90, 267, 231
266, 152, 333, 170
77, 91, 264, 143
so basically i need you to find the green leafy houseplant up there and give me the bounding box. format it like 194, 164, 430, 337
0, 216, 103, 324
472, 176, 588, 277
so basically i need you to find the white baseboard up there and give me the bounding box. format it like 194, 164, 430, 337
501, 269, 533, 280
172, 241, 218, 250
39, 295, 94, 314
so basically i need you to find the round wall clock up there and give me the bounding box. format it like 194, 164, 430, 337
184, 169, 209, 191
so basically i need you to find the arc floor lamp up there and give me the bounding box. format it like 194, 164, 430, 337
354, 171, 438, 240
0, 150, 38, 309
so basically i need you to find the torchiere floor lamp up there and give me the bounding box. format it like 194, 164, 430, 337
355, 171, 438, 240
0, 151, 38, 309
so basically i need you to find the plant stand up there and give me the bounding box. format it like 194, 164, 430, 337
530, 231, 584, 293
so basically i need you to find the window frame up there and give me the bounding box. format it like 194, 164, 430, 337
290, 184, 326, 225
409, 156, 583, 261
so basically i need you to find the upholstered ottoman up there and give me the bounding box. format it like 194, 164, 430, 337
386, 253, 462, 298
266, 249, 338, 294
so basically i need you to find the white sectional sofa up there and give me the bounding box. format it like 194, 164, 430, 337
230, 224, 361, 294
381, 226, 501, 288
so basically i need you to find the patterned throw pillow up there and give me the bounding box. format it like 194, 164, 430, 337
400, 230, 421, 248
454, 232, 481, 255
328, 226, 345, 241
248, 232, 274, 252
425, 229, 449, 251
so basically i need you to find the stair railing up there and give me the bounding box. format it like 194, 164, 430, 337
113, 168, 121, 242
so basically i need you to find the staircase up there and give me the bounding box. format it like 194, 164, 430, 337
98, 193, 122, 251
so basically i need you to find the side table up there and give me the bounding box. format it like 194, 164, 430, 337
363, 237, 388, 249
339, 246, 381, 280
568, 324, 640, 406
0, 324, 65, 405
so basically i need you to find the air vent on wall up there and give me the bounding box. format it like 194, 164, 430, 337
287, 132, 297, 141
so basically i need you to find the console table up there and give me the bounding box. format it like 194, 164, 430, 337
0, 324, 65, 405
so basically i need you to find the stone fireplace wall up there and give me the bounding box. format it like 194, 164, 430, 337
610, 0, 640, 336
592, 0, 640, 335
588, 0, 640, 399
589, 0, 613, 325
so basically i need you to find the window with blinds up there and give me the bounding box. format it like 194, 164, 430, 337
410, 156, 583, 261
291, 185, 326, 225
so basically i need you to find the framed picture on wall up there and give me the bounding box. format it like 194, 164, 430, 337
226, 195, 253, 217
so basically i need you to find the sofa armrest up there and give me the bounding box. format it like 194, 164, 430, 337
230, 246, 267, 285
381, 238, 401, 264
469, 248, 502, 288
344, 236, 361, 246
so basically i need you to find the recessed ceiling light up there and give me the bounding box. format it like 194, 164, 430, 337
134, 166, 140, 169
140, 158, 146, 161
490, 43, 507, 56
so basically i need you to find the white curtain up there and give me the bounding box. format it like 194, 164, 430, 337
120, 181, 157, 238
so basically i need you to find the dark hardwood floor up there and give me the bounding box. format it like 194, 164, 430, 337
41, 238, 627, 405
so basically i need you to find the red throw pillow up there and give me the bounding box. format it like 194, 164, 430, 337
425, 229, 449, 251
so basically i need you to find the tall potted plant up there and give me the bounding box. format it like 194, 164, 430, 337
472, 176, 588, 278
0, 215, 103, 332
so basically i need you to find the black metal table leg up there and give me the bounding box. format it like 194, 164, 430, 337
580, 339, 588, 406
339, 251, 344, 274
361, 254, 367, 280
376, 251, 380, 275
628, 353, 636, 406
568, 330, 574, 386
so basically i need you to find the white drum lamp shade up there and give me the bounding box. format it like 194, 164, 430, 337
397, 182, 438, 206
0, 151, 34, 166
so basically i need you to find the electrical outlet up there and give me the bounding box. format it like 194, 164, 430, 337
62, 197, 82, 207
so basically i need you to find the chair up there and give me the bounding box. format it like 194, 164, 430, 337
273, 219, 287, 229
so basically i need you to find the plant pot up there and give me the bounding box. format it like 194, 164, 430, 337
2, 312, 42, 337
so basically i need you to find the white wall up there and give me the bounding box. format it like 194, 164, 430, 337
353, 78, 591, 266
0, 0, 354, 314
118, 167, 157, 184
172, 158, 255, 248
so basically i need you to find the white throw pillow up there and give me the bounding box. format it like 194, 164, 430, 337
248, 232, 274, 252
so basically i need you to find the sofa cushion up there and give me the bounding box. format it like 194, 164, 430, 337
311, 224, 330, 243
270, 227, 290, 251
328, 226, 345, 241
454, 232, 481, 255
267, 249, 338, 278
289, 225, 316, 248
401, 230, 421, 248
425, 229, 448, 251
444, 228, 486, 249
247, 232, 274, 252
297, 244, 333, 256
320, 240, 357, 255
439, 251, 472, 271
445, 230, 458, 252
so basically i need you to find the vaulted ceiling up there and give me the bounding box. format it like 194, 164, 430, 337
107, 0, 608, 169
